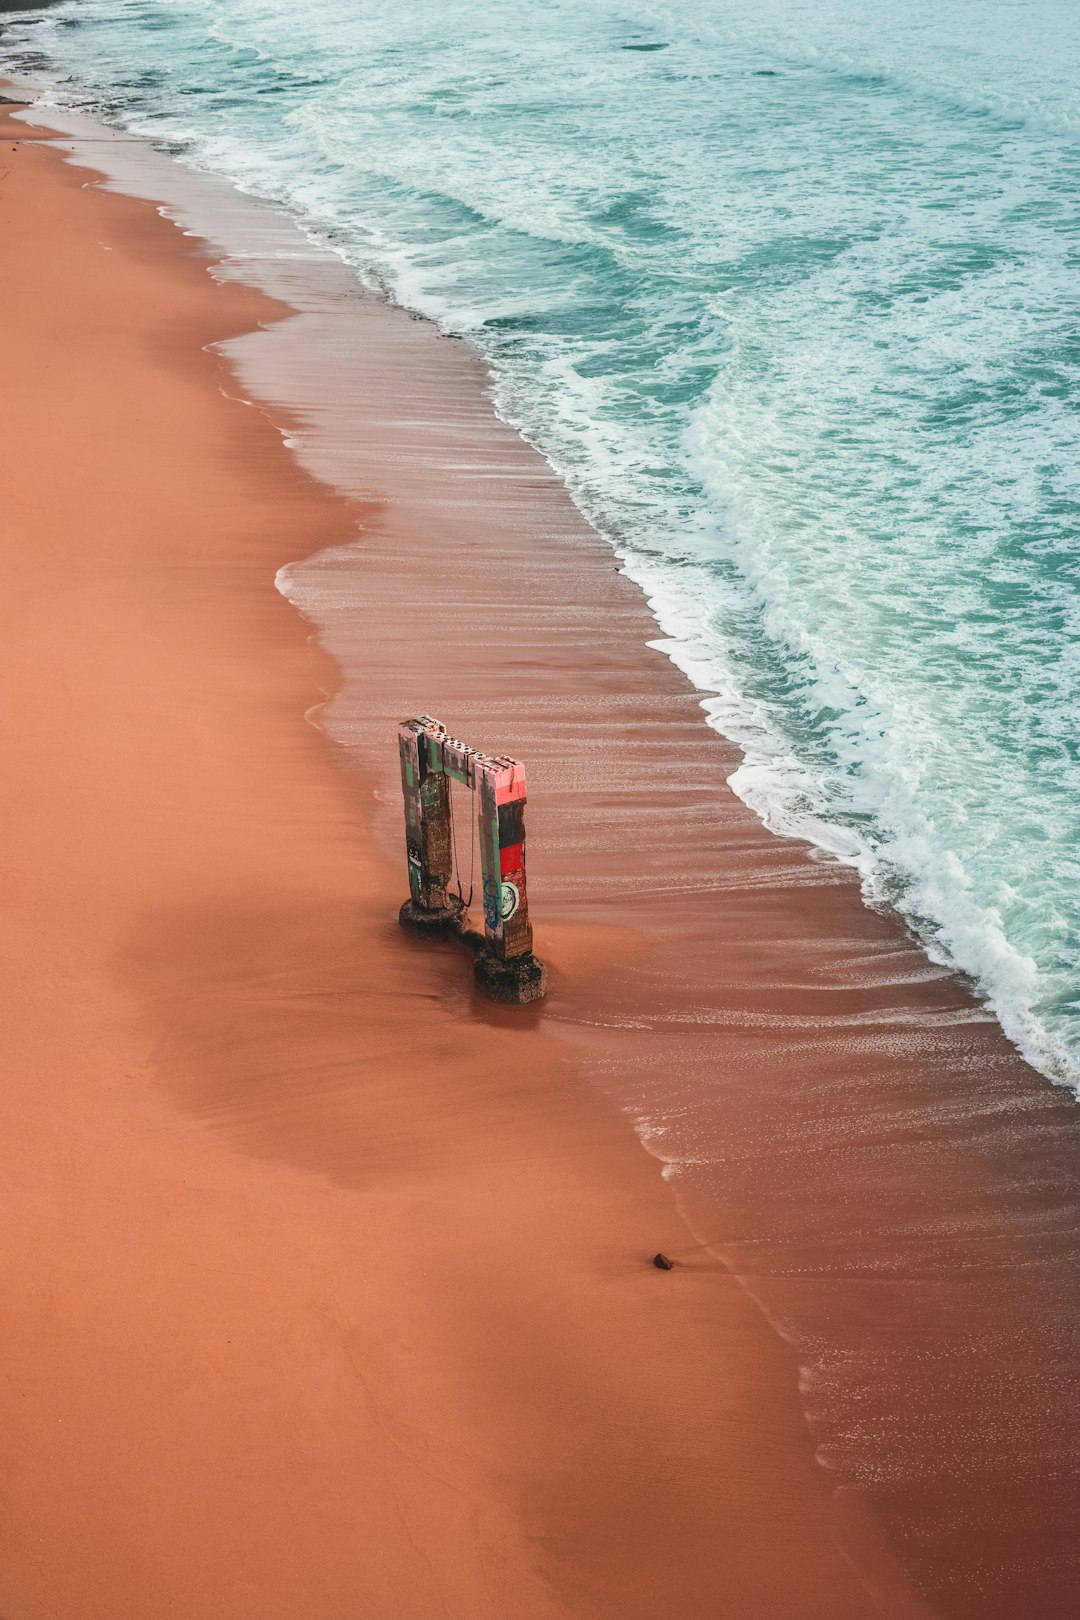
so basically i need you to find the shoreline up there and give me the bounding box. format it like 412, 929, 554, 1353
5, 90, 1080, 1616
0, 97, 920, 1619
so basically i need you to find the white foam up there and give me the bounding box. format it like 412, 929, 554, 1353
6, 0, 1080, 1090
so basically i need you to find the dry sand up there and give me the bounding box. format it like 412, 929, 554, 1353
5, 94, 1080, 1620
0, 102, 925, 1619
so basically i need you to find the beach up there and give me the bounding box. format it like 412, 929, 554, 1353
3, 91, 1080, 1620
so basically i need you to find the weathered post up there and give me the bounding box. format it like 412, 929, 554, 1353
396, 716, 547, 1003
473, 755, 545, 1003
397, 716, 460, 934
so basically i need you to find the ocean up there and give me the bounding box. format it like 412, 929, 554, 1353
4, 0, 1079, 1086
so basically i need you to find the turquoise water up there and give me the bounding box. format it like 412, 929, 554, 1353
5, 0, 1080, 1083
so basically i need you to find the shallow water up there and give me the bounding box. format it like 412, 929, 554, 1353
9, 69, 1080, 1620
4, 0, 1080, 1086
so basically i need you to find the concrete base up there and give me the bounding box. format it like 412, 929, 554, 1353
399, 899, 546, 1004
474, 950, 548, 1005
398, 896, 465, 939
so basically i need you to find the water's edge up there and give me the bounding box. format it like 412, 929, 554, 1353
18, 86, 1080, 1620
4, 68, 1069, 1101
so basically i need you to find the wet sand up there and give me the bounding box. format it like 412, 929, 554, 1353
4, 92, 1080, 1620
0, 101, 926, 1619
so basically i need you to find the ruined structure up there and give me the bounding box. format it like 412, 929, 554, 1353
397, 716, 547, 1004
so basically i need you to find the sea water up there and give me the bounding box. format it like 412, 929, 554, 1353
4, 0, 1079, 1085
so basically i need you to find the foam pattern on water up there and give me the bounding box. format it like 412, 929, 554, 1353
5, 0, 1079, 1082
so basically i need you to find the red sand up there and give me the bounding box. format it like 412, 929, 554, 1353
0, 103, 924, 1619
4, 98, 1080, 1620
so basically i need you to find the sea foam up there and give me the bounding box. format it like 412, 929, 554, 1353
5, 0, 1079, 1085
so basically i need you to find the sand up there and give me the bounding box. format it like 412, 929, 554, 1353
4, 93, 1080, 1620
0, 100, 927, 1620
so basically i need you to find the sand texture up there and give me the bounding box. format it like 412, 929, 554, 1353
0, 103, 926, 1620
4, 96, 1080, 1620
